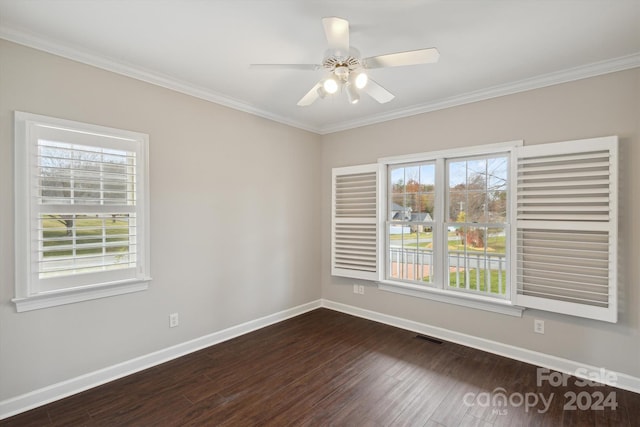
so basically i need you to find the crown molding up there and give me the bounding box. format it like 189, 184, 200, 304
0, 25, 322, 134
2, 25, 638, 136
319, 52, 640, 134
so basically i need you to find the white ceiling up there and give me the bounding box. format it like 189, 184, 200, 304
1, 0, 639, 134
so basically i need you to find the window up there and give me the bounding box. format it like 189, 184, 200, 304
331, 137, 618, 322
388, 162, 436, 284
14, 112, 151, 312
446, 155, 508, 297
383, 145, 512, 302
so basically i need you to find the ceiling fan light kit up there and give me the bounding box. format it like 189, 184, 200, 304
353, 71, 368, 89
345, 82, 360, 104
251, 16, 439, 107
322, 77, 339, 94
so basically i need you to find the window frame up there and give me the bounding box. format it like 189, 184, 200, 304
378, 140, 524, 316
13, 112, 151, 312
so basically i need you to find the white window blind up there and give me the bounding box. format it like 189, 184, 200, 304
14, 112, 151, 311
331, 164, 383, 281
514, 136, 618, 322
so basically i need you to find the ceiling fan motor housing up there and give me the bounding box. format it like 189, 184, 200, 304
323, 47, 362, 79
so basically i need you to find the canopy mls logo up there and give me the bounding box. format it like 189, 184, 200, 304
462, 387, 554, 415
462, 367, 618, 415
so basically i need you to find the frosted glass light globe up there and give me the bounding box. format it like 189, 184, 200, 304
323, 78, 338, 94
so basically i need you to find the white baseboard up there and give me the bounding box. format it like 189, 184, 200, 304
3, 298, 637, 420
321, 299, 640, 395
0, 299, 322, 420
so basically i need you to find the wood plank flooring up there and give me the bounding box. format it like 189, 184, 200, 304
2, 308, 639, 426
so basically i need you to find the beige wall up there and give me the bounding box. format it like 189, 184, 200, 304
321, 68, 640, 378
1, 36, 639, 406
0, 40, 321, 400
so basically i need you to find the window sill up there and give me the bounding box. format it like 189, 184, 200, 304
12, 278, 151, 312
377, 280, 525, 317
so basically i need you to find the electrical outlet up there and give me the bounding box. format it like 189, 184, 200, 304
169, 313, 179, 328
358, 285, 365, 295
353, 284, 359, 294
534, 319, 544, 334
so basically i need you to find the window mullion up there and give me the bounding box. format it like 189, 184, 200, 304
434, 157, 446, 289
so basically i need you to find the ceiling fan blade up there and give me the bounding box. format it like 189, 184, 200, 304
250, 64, 321, 71
363, 48, 440, 69
297, 82, 322, 106
363, 78, 395, 104
322, 16, 349, 55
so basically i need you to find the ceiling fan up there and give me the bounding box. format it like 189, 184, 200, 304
251, 17, 440, 106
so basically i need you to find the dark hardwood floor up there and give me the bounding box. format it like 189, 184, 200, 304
2, 308, 639, 426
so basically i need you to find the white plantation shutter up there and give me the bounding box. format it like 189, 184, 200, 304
331, 164, 383, 280
35, 138, 137, 279
514, 136, 617, 322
